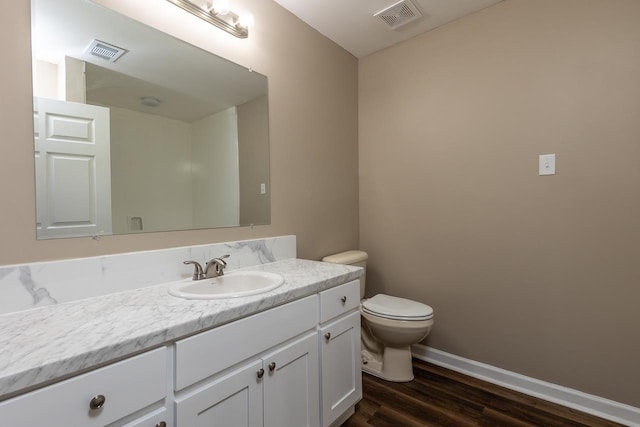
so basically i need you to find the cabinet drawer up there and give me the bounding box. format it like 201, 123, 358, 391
319, 280, 360, 323
119, 407, 168, 427
175, 295, 318, 391
0, 347, 167, 427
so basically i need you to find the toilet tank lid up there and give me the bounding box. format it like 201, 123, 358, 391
322, 250, 368, 264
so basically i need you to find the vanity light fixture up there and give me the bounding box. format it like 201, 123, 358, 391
166, 0, 254, 38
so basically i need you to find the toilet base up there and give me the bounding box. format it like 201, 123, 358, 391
361, 345, 414, 382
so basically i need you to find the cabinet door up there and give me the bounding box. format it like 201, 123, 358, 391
175, 360, 263, 427
320, 311, 362, 427
263, 332, 320, 427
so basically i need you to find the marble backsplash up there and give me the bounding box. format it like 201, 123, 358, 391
0, 236, 296, 315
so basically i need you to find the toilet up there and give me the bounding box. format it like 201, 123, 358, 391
322, 250, 434, 382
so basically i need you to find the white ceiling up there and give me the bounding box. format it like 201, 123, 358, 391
272, 0, 503, 58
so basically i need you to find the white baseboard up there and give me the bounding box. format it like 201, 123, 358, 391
411, 344, 640, 427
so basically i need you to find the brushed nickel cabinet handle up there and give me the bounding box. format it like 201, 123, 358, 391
341, 296, 347, 304
155, 422, 167, 427
257, 368, 265, 379
268, 362, 276, 372
324, 332, 331, 340
89, 394, 106, 410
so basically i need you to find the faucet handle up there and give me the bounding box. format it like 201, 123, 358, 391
205, 255, 230, 278
184, 261, 205, 280
210, 254, 230, 269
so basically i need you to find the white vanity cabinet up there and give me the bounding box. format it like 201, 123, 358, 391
174, 295, 320, 427
318, 280, 363, 427
0, 347, 168, 427
0, 276, 363, 427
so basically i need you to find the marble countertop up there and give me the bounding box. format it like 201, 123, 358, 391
0, 258, 362, 399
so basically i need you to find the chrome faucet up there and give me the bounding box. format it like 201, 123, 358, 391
183, 254, 230, 281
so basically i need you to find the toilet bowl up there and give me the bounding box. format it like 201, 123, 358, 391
361, 294, 433, 381
322, 251, 434, 382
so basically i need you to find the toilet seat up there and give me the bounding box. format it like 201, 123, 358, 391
361, 294, 433, 321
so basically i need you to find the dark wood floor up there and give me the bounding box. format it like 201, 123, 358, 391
342, 358, 625, 427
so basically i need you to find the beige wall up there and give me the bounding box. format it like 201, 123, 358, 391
359, 0, 640, 406
0, 0, 358, 264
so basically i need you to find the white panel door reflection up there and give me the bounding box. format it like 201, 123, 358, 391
34, 97, 112, 239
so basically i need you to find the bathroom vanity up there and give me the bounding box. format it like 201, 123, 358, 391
0, 258, 363, 427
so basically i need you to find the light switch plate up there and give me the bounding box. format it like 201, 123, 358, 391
539, 154, 556, 175
260, 183, 267, 194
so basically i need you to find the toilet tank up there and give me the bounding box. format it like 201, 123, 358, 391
322, 250, 368, 299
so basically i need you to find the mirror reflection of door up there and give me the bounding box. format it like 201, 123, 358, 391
34, 97, 112, 239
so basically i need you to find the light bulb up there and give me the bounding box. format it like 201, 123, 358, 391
237, 13, 255, 29
211, 0, 229, 15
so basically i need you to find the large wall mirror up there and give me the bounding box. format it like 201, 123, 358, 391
31, 0, 270, 239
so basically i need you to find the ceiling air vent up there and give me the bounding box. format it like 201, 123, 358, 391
84, 40, 128, 63
374, 0, 423, 30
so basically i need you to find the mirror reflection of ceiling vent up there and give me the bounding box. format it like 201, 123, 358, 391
374, 0, 423, 30
84, 40, 128, 63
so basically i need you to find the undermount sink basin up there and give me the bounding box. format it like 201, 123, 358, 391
168, 271, 284, 300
